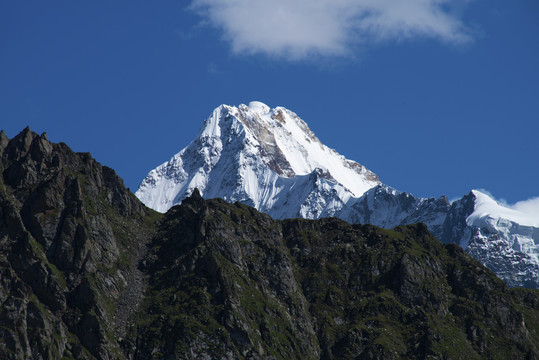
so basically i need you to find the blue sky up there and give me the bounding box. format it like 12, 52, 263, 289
1, 0, 538, 204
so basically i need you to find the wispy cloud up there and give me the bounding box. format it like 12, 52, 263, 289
189, 0, 474, 60
512, 196, 539, 216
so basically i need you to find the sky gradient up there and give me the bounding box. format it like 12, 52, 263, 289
1, 0, 538, 205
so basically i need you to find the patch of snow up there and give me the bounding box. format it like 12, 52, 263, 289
468, 190, 539, 228
248, 101, 270, 114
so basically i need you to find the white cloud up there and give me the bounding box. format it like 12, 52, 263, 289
190, 0, 474, 59
512, 197, 539, 216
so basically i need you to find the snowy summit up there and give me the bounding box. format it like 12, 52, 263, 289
136, 101, 380, 216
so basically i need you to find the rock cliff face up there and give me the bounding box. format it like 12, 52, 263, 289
0, 128, 159, 359
135, 191, 539, 360
1, 128, 538, 359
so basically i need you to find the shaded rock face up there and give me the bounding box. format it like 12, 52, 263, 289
339, 185, 451, 240
1, 128, 538, 360
136, 195, 539, 360
0, 128, 159, 359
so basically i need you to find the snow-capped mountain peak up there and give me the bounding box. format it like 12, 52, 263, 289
136, 102, 380, 213
468, 190, 539, 228
452, 190, 539, 288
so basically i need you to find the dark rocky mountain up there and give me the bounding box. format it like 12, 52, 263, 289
1, 128, 538, 359
0, 128, 159, 359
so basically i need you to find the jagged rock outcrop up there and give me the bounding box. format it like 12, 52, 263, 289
0, 128, 160, 359
135, 191, 539, 359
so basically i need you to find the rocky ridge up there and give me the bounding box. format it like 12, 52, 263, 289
135, 190, 539, 359
1, 128, 538, 359
0, 128, 160, 359
135, 102, 539, 289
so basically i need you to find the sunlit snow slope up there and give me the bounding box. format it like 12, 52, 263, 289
136, 101, 380, 216
461, 191, 539, 288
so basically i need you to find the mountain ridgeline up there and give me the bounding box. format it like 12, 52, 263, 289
0, 128, 158, 359
136, 102, 539, 289
1, 128, 538, 359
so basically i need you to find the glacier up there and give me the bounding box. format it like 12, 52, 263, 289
136, 101, 539, 289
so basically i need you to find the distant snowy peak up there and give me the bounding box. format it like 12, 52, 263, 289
136, 101, 380, 213
447, 190, 539, 288
468, 190, 539, 228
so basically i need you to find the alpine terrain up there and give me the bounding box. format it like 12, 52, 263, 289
1, 127, 539, 359
136, 102, 539, 289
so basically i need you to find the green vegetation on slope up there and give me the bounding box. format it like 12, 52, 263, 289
1, 128, 538, 360
134, 193, 539, 359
